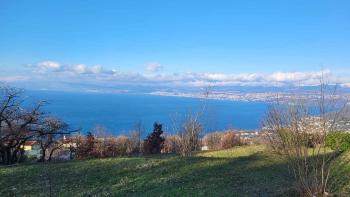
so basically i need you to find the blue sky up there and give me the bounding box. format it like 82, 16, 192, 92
1, 0, 350, 89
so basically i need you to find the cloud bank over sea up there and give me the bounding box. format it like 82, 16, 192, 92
1, 60, 350, 92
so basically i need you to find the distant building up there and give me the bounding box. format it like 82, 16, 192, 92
62, 136, 78, 148
201, 146, 209, 151
21, 141, 41, 159
237, 131, 259, 140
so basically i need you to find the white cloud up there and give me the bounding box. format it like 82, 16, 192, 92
38, 61, 61, 69
26, 61, 350, 88
268, 70, 330, 83
73, 64, 87, 74
90, 65, 103, 74
35, 61, 61, 72
0, 76, 28, 82
145, 62, 163, 72
34, 61, 108, 75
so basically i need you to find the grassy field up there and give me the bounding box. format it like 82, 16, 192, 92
0, 145, 349, 197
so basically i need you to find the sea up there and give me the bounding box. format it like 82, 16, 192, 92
24, 90, 269, 136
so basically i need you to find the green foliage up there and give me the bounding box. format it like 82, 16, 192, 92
326, 131, 350, 152
143, 122, 165, 154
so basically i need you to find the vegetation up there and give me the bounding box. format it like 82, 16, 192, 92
1, 84, 350, 196
177, 113, 202, 156
203, 131, 244, 150
76, 132, 96, 159
143, 122, 165, 154
1, 145, 349, 196
326, 131, 350, 152
0, 87, 75, 165
163, 134, 181, 153
263, 78, 347, 196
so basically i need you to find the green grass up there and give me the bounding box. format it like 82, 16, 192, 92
0, 145, 349, 196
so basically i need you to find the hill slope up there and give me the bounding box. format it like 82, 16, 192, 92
0, 145, 349, 196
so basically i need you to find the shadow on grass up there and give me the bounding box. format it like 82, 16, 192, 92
328, 151, 350, 196
6, 150, 350, 197
118, 152, 297, 197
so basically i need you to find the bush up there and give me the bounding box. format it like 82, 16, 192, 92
115, 136, 130, 156
178, 116, 202, 156
221, 132, 242, 149
163, 135, 181, 153
127, 131, 141, 155
203, 131, 243, 150
76, 133, 135, 158
76, 132, 96, 159
203, 132, 222, 150
326, 131, 350, 152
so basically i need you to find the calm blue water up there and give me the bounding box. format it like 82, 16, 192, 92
25, 91, 268, 135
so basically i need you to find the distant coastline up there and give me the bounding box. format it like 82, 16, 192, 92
149, 90, 350, 103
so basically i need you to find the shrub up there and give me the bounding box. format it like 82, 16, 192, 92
76, 132, 96, 159
178, 115, 202, 156
203, 131, 244, 150
127, 131, 141, 155
203, 132, 222, 150
163, 135, 181, 153
326, 131, 350, 152
221, 132, 241, 149
115, 136, 129, 156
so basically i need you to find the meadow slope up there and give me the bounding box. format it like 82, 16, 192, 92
0, 145, 349, 197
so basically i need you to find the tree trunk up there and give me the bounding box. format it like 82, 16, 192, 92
42, 148, 46, 162
5, 149, 11, 165
48, 147, 59, 162
48, 150, 54, 162
0, 150, 4, 164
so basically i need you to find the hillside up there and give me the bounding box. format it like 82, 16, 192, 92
0, 145, 349, 196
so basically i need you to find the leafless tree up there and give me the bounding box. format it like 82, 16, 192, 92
203, 131, 243, 150
263, 73, 347, 196
92, 125, 110, 158
163, 134, 181, 153
203, 132, 222, 150
0, 86, 77, 164
177, 113, 202, 156
37, 118, 77, 162
0, 87, 45, 164
171, 87, 212, 156
127, 122, 143, 155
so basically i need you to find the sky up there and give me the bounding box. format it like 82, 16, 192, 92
1, 0, 350, 90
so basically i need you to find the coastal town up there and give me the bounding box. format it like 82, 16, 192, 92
150, 90, 350, 103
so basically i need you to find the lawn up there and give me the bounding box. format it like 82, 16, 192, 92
0, 145, 349, 196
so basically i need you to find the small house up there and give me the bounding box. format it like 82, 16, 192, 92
21, 141, 41, 159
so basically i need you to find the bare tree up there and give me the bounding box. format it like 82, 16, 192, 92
263, 73, 347, 196
163, 134, 181, 153
170, 87, 212, 156
37, 118, 77, 162
0, 87, 45, 164
178, 113, 202, 156
203, 132, 222, 150
0, 86, 78, 164
180, 87, 213, 156
92, 125, 109, 158
128, 121, 143, 155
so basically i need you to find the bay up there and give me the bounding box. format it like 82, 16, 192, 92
25, 90, 269, 136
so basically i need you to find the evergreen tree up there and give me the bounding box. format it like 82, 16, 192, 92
143, 122, 165, 154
